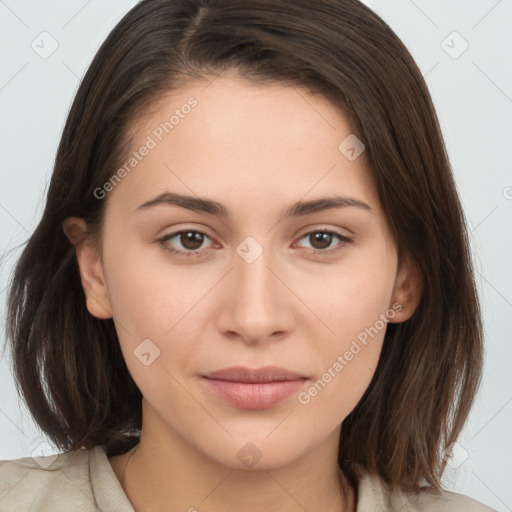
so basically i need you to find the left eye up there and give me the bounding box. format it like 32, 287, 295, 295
157, 229, 352, 258
295, 230, 352, 253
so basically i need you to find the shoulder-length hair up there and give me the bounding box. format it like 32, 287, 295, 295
4, 0, 483, 494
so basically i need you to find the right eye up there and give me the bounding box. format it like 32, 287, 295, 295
157, 229, 214, 257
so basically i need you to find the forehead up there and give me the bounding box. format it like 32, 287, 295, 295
105, 74, 377, 218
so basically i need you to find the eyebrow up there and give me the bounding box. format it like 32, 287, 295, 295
134, 192, 373, 218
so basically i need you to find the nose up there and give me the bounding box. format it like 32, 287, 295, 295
215, 239, 296, 345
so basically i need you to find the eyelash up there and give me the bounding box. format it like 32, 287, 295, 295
157, 228, 352, 258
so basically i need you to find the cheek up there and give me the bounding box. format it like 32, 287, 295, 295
104, 220, 396, 410
294, 244, 396, 412
103, 232, 210, 338
297, 342, 382, 432
296, 284, 389, 424
102, 235, 219, 393
298, 236, 397, 342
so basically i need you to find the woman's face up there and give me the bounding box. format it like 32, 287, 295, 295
68, 74, 419, 470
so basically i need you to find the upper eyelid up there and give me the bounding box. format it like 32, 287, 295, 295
158, 222, 352, 238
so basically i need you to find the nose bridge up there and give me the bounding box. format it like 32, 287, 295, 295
220, 234, 293, 343
235, 234, 279, 312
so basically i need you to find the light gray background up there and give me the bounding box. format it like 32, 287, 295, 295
0, 1, 511, 509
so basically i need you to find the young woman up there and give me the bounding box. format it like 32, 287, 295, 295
0, 0, 496, 510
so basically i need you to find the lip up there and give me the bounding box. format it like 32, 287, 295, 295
204, 365, 307, 383
202, 366, 309, 409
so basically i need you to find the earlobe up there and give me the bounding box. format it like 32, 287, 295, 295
63, 217, 113, 320
388, 254, 423, 323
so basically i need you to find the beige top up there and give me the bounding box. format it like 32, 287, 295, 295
0, 445, 496, 511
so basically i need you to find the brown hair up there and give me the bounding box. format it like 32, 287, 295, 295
3, 0, 483, 494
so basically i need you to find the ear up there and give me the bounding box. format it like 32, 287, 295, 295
62, 217, 113, 319
388, 253, 423, 323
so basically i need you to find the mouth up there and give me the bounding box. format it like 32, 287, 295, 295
201, 366, 309, 409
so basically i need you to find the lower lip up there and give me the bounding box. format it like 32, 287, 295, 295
202, 378, 307, 409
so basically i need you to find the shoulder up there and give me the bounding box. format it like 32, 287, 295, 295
0, 447, 96, 511
356, 466, 497, 512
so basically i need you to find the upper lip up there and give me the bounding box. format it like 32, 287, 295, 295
203, 365, 307, 383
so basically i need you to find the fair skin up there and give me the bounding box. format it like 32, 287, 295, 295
63, 74, 422, 512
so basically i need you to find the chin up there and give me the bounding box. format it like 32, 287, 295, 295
197, 433, 310, 472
